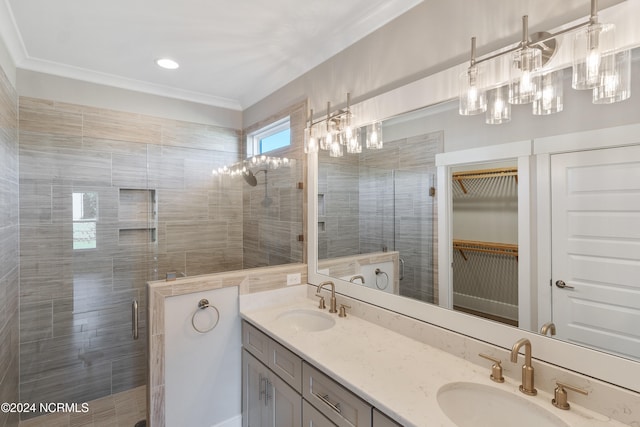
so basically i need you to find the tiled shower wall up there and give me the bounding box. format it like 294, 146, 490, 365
242, 102, 305, 268
317, 151, 360, 259
0, 62, 19, 427
318, 131, 442, 303
17, 97, 242, 416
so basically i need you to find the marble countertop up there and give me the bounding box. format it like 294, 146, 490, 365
240, 287, 628, 427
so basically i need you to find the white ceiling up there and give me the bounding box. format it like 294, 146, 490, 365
1, 0, 423, 110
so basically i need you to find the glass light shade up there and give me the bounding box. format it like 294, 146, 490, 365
303, 126, 318, 153
593, 49, 631, 104
366, 122, 383, 149
533, 70, 564, 115
485, 86, 511, 125
572, 23, 616, 90
509, 47, 542, 104
345, 127, 362, 154
459, 66, 486, 115
320, 125, 332, 150
328, 139, 343, 157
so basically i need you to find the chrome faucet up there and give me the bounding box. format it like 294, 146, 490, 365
510, 338, 537, 395
349, 275, 365, 285
317, 281, 337, 313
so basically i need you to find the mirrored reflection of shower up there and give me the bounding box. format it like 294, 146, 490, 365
243, 169, 272, 207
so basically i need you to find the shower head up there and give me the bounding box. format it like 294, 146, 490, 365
242, 169, 267, 187
242, 170, 258, 186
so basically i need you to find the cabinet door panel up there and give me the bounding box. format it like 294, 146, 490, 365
242, 350, 270, 427
303, 399, 338, 427
372, 409, 402, 427
270, 373, 302, 427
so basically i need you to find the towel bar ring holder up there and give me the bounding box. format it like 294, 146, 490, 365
191, 298, 220, 333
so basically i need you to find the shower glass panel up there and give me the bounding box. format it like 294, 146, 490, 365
358, 166, 436, 302
393, 170, 437, 303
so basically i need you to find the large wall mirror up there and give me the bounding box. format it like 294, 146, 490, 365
308, 48, 640, 392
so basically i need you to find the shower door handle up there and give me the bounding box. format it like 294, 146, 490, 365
132, 300, 139, 340
399, 258, 405, 281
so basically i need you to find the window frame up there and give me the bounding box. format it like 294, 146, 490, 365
247, 116, 291, 157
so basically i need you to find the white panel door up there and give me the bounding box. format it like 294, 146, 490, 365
551, 145, 640, 360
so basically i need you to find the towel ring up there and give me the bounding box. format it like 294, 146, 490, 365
191, 298, 220, 333
374, 269, 389, 290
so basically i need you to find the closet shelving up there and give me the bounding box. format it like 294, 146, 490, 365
452, 167, 517, 194
453, 239, 518, 261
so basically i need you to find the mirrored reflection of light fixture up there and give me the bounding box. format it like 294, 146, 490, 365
366, 121, 383, 150
304, 108, 319, 154
459, 37, 487, 116
593, 49, 631, 104
320, 102, 333, 151
345, 124, 362, 154
305, 93, 382, 155
486, 86, 511, 125
458, 0, 630, 125
509, 16, 542, 105
533, 69, 564, 115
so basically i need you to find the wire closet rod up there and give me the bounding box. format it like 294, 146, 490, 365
453, 239, 519, 261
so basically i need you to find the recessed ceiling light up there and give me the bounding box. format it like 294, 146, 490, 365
156, 58, 179, 70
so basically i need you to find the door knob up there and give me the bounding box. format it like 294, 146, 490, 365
555, 280, 574, 289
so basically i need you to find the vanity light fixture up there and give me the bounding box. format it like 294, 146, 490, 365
459, 37, 486, 116
459, 0, 630, 124
509, 16, 542, 105
155, 58, 180, 70
304, 93, 382, 155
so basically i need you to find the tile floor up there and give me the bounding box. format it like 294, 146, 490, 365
18, 386, 146, 427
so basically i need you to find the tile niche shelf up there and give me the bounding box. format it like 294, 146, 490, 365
118, 189, 158, 245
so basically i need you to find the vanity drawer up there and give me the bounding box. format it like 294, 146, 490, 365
242, 321, 270, 365
302, 362, 372, 427
269, 339, 303, 393
303, 399, 337, 427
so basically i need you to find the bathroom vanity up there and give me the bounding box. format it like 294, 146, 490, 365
240, 285, 635, 427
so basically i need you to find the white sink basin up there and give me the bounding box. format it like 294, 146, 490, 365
274, 309, 336, 332
437, 382, 569, 427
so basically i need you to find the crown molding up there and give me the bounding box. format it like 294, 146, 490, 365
19, 56, 243, 111
0, 0, 26, 68
0, 0, 242, 111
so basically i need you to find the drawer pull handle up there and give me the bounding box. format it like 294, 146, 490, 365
315, 392, 341, 414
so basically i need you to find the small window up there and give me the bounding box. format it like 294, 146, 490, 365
73, 192, 98, 250
248, 117, 291, 157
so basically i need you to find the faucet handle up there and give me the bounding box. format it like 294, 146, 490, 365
315, 294, 326, 310
479, 353, 505, 383
338, 304, 351, 318
552, 381, 589, 410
